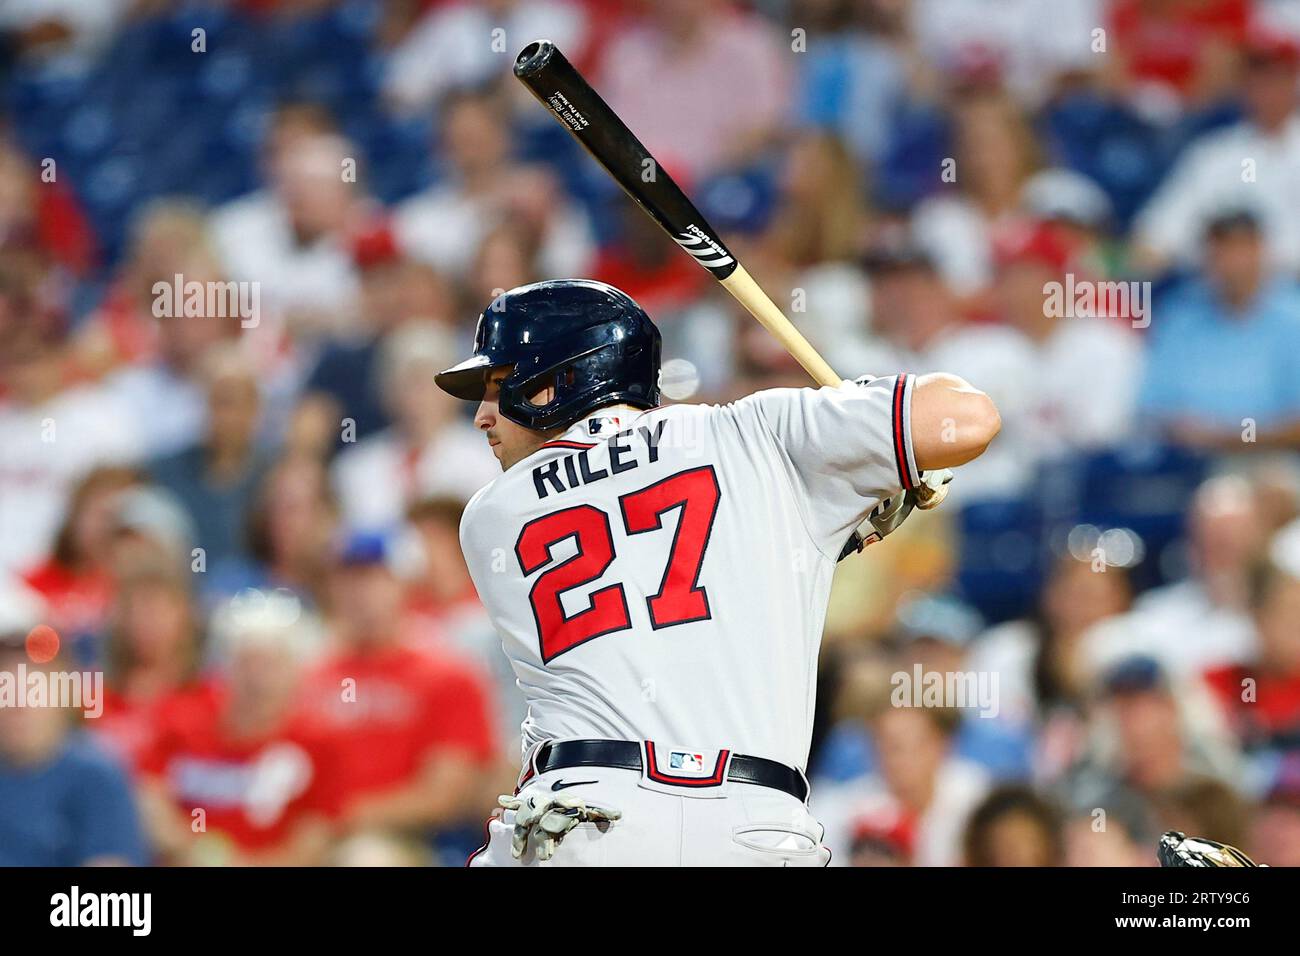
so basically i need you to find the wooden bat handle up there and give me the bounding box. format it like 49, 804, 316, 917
718, 265, 843, 387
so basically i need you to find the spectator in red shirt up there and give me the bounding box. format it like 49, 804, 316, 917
94, 561, 204, 767
299, 533, 497, 837
21, 464, 139, 663
1204, 556, 1300, 752
1108, 0, 1250, 106
138, 589, 337, 866
0, 135, 99, 277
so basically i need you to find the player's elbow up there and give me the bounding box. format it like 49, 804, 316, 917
965, 391, 1001, 456
911, 375, 1001, 470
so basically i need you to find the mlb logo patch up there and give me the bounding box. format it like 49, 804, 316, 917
588, 416, 621, 436
669, 751, 706, 773
642, 741, 729, 792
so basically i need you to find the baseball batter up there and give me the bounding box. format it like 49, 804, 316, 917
438, 279, 1000, 866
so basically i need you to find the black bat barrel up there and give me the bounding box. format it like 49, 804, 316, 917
513, 40, 738, 280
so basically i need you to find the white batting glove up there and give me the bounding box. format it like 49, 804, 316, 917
913, 468, 954, 510
498, 786, 622, 861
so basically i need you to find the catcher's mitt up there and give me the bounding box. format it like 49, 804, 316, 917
1157, 831, 1264, 867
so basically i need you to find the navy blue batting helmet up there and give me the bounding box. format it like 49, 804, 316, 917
435, 279, 661, 431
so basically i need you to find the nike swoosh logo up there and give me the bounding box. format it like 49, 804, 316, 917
550, 778, 598, 791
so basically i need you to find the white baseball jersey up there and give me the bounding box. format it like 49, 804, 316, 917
460, 376, 921, 772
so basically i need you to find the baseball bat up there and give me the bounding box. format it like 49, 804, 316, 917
513, 40, 842, 388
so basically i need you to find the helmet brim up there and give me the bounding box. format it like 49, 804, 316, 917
434, 354, 494, 401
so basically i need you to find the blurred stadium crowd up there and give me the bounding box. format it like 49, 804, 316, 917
2, 0, 1300, 867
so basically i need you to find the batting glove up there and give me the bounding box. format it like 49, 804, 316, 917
498, 786, 621, 861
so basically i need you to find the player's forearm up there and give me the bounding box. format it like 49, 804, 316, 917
909, 372, 1001, 470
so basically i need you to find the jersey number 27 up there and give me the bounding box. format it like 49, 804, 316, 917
514, 466, 721, 663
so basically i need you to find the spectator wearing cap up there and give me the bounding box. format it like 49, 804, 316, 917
817, 594, 1018, 780
106, 485, 197, 577
847, 810, 915, 867
209, 131, 369, 334
1086, 476, 1268, 676
392, 86, 594, 282
968, 551, 1135, 783
296, 532, 498, 851
0, 595, 147, 866
1018, 168, 1130, 315
148, 346, 269, 589
1133, 28, 1300, 275
909, 0, 1104, 106
909, 88, 1042, 304
137, 590, 338, 866
901, 595, 1034, 778
993, 220, 1144, 457
1105, 0, 1249, 108
1137, 208, 1300, 451
330, 321, 498, 535
290, 229, 455, 457
1059, 655, 1240, 825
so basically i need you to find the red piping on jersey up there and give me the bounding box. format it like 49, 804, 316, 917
643, 741, 729, 787
891, 374, 915, 491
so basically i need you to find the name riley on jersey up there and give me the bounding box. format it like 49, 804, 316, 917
532, 420, 668, 499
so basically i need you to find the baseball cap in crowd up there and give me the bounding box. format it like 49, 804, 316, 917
1021, 169, 1113, 231
994, 220, 1074, 272
1203, 205, 1263, 240
1099, 654, 1168, 697
1243, 26, 1300, 68
893, 593, 984, 647
335, 530, 394, 568
351, 221, 402, 271
113, 486, 195, 556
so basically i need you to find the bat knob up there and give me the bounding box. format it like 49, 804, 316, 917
515, 40, 556, 77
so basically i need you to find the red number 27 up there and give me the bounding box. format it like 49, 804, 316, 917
514, 466, 720, 663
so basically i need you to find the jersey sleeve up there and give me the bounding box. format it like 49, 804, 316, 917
735, 375, 921, 557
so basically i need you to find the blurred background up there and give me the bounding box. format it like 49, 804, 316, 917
2, 0, 1300, 867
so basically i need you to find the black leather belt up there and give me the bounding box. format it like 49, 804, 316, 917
532, 739, 809, 802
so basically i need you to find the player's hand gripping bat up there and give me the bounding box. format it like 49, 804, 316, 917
512, 41, 951, 554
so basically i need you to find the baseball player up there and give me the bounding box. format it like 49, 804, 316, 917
439, 279, 1000, 866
